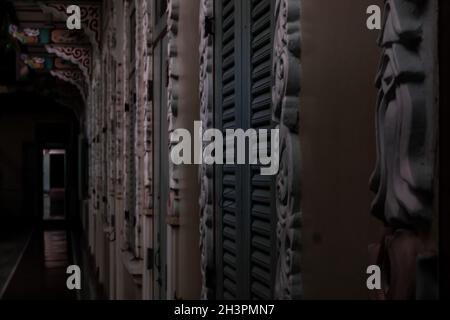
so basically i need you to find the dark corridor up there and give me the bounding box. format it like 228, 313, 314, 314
0, 93, 88, 299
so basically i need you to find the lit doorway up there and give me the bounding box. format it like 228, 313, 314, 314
42, 149, 66, 221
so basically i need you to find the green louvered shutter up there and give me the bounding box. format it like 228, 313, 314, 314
249, 0, 275, 300
216, 0, 241, 299
215, 0, 275, 300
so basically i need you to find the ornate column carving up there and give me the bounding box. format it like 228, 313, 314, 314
272, 0, 302, 300
199, 0, 215, 300
143, 0, 154, 211
167, 0, 181, 220
369, 0, 438, 299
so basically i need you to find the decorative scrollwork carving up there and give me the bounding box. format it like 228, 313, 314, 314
38, 2, 101, 52
272, 0, 302, 300
272, 0, 301, 133
275, 124, 301, 299
50, 69, 87, 102
199, 0, 215, 300
46, 45, 91, 83
167, 0, 181, 218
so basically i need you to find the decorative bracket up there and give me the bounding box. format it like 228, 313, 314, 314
38, 2, 101, 52
46, 44, 91, 84
50, 69, 87, 102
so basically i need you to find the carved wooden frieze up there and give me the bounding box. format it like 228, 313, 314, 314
167, 0, 181, 219
51, 29, 89, 44
272, 0, 302, 300
46, 45, 91, 83
199, 0, 215, 300
54, 57, 77, 70
38, 2, 101, 51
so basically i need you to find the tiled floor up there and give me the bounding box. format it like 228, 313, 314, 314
2, 229, 76, 300
0, 226, 31, 298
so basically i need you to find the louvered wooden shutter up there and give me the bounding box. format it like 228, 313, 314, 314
216, 0, 241, 299
248, 0, 275, 300
215, 0, 275, 300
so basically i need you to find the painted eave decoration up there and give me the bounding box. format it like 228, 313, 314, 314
8, 1, 102, 103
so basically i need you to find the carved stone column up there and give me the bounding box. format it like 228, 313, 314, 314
272, 0, 302, 300
167, 0, 181, 221
199, 0, 215, 300
142, 0, 154, 213
369, 0, 438, 300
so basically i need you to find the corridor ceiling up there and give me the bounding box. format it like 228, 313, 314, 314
0, 0, 102, 114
